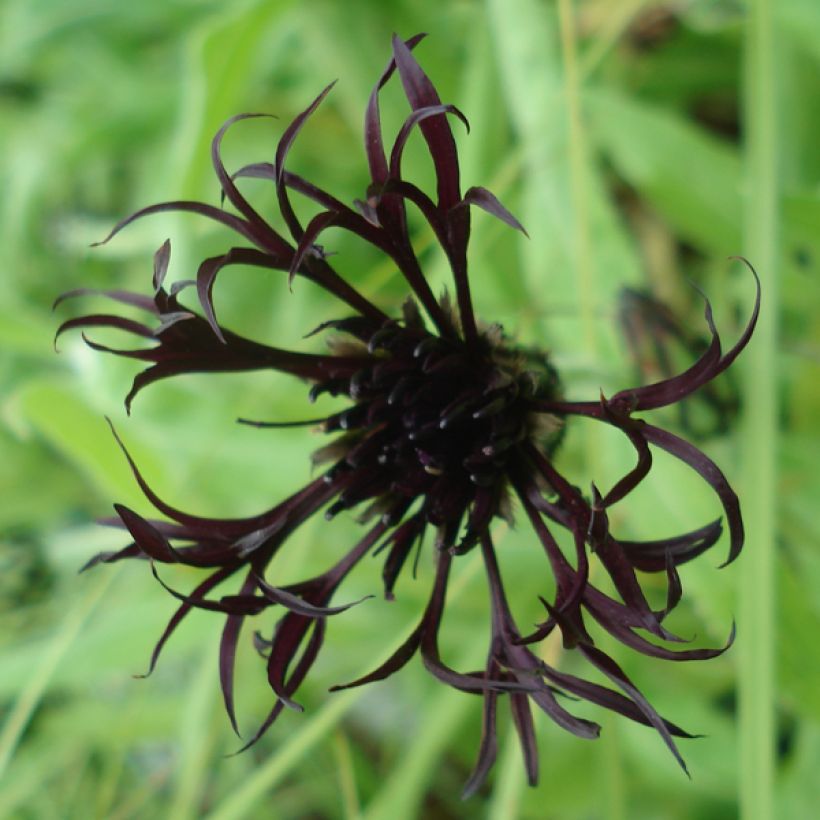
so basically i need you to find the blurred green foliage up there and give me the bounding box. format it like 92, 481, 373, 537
1, 0, 818, 818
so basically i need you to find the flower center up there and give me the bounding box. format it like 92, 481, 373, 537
313, 303, 562, 539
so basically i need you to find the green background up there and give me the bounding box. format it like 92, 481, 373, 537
1, 0, 817, 818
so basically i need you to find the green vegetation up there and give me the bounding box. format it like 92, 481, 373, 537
2, 1, 817, 817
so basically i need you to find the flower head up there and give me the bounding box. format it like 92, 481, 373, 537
56, 35, 759, 796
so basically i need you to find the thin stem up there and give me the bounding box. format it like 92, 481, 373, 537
558, 0, 597, 361
333, 730, 361, 820
739, 0, 779, 817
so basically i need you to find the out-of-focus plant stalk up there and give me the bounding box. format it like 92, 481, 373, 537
740, 0, 779, 818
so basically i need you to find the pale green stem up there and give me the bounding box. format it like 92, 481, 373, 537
739, 0, 779, 818
333, 729, 361, 820
558, 0, 598, 360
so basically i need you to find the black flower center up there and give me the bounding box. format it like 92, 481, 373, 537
314, 303, 562, 548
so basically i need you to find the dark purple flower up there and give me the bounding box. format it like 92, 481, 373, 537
56, 35, 759, 796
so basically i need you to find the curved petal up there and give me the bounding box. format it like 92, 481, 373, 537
388, 104, 469, 181
454, 187, 528, 236
92, 200, 259, 249
391, 34, 461, 210
255, 574, 372, 617
641, 423, 743, 565
274, 82, 337, 241
220, 570, 257, 736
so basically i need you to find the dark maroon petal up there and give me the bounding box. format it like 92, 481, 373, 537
641, 423, 743, 565
79, 544, 143, 572
516, 453, 593, 617
282, 170, 350, 213
169, 279, 196, 297
378, 515, 425, 599
136, 566, 237, 678
287, 204, 450, 337
522, 443, 588, 521
150, 562, 268, 615
539, 263, 759, 416
210, 113, 296, 257
420, 550, 531, 694
166, 542, 255, 568
79, 334, 162, 362
234, 619, 327, 754
388, 104, 469, 180
598, 413, 652, 507
287, 211, 339, 287
266, 613, 311, 712
114, 504, 181, 563
230, 161, 275, 183
711, 257, 761, 375
579, 644, 689, 775
619, 519, 723, 572
92, 201, 260, 249
374, 178, 446, 243
587, 497, 673, 641
539, 662, 696, 738
454, 187, 528, 237
362, 34, 426, 243
55, 315, 155, 350
288, 208, 402, 286
525, 409, 743, 567
153, 311, 196, 335
391, 34, 461, 210
220, 571, 257, 736
236, 415, 329, 429
530, 398, 602, 418
264, 521, 387, 708
226, 163, 390, 322
510, 692, 538, 785
329, 624, 423, 691
365, 33, 426, 188
73, 300, 371, 411
392, 250, 454, 338
608, 286, 722, 413
232, 161, 353, 212
461, 686, 499, 800
659, 554, 683, 619
443, 204, 477, 343
514, 478, 578, 600
274, 82, 337, 241
255, 574, 372, 617
53, 288, 157, 313
152, 239, 172, 293
523, 676, 601, 739
583, 592, 735, 661
196, 247, 293, 342
106, 419, 331, 536
421, 650, 530, 694
117, 331, 369, 412
483, 558, 600, 737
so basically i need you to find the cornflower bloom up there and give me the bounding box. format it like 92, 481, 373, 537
56, 35, 759, 796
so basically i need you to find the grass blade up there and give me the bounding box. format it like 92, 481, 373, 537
739, 0, 779, 817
